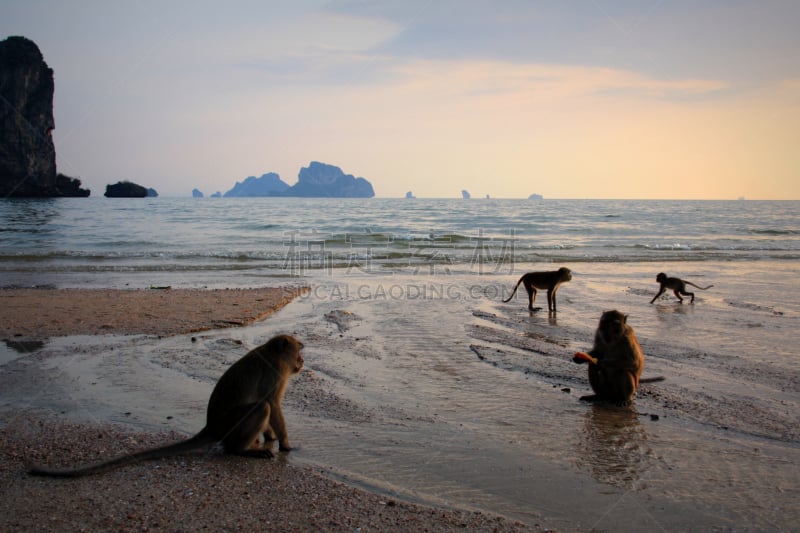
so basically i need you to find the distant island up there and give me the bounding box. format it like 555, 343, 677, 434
528, 193, 543, 200
105, 180, 156, 198
405, 191, 415, 199
222, 162, 374, 198
192, 188, 203, 198
224, 172, 289, 197
462, 190, 471, 199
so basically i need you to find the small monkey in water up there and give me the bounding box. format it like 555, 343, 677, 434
28, 334, 304, 478
503, 267, 572, 312
650, 272, 713, 304
573, 310, 663, 406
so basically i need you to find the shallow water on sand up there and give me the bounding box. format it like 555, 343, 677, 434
269, 262, 799, 531
3, 260, 797, 531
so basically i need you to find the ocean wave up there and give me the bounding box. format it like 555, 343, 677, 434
2, 198, 797, 277
2, 249, 798, 276
747, 228, 798, 236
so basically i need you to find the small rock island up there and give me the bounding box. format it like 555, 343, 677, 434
105, 181, 153, 198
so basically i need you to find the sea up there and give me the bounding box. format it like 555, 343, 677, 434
1, 197, 799, 531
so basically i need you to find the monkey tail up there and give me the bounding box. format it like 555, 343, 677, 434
27, 427, 217, 478
684, 282, 714, 290
502, 277, 524, 303
640, 376, 666, 383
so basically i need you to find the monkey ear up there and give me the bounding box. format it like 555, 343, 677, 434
268, 335, 289, 351
622, 314, 628, 323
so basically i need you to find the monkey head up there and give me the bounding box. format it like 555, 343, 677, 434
559, 267, 573, 281
596, 310, 629, 344
655, 272, 667, 283
265, 334, 305, 374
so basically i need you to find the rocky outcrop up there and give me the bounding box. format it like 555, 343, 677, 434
0, 36, 58, 197
56, 173, 90, 197
224, 172, 289, 197
285, 162, 374, 198
146, 187, 158, 197
192, 188, 204, 198
220, 163, 375, 198
105, 181, 148, 198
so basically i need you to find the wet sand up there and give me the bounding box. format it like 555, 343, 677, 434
257, 269, 800, 531
3, 274, 798, 531
0, 287, 307, 337
0, 288, 544, 533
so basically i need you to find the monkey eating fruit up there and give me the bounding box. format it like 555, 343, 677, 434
572, 311, 663, 406
573, 351, 598, 364
28, 334, 304, 477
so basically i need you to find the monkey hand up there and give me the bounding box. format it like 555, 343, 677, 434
572, 351, 598, 365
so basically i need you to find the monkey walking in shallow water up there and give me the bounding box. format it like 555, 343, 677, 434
650, 272, 713, 304
502, 267, 572, 312
573, 310, 663, 406
28, 334, 304, 478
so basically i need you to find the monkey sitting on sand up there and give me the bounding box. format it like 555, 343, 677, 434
650, 272, 713, 304
28, 334, 304, 477
573, 310, 663, 406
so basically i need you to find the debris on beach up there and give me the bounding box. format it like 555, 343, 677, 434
324, 310, 361, 332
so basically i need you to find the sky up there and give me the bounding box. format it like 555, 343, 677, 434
2, 1, 798, 199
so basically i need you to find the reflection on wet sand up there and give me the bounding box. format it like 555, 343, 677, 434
574, 405, 652, 490
4, 338, 46, 354
1, 338, 47, 365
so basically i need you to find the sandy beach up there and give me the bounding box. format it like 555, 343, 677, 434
0, 287, 307, 337
2, 268, 798, 531
0, 287, 544, 532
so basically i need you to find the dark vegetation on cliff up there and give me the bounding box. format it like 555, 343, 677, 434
56, 174, 91, 197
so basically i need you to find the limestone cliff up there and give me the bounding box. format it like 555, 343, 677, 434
0, 36, 58, 196
224, 172, 289, 197
222, 165, 374, 198
286, 162, 374, 198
